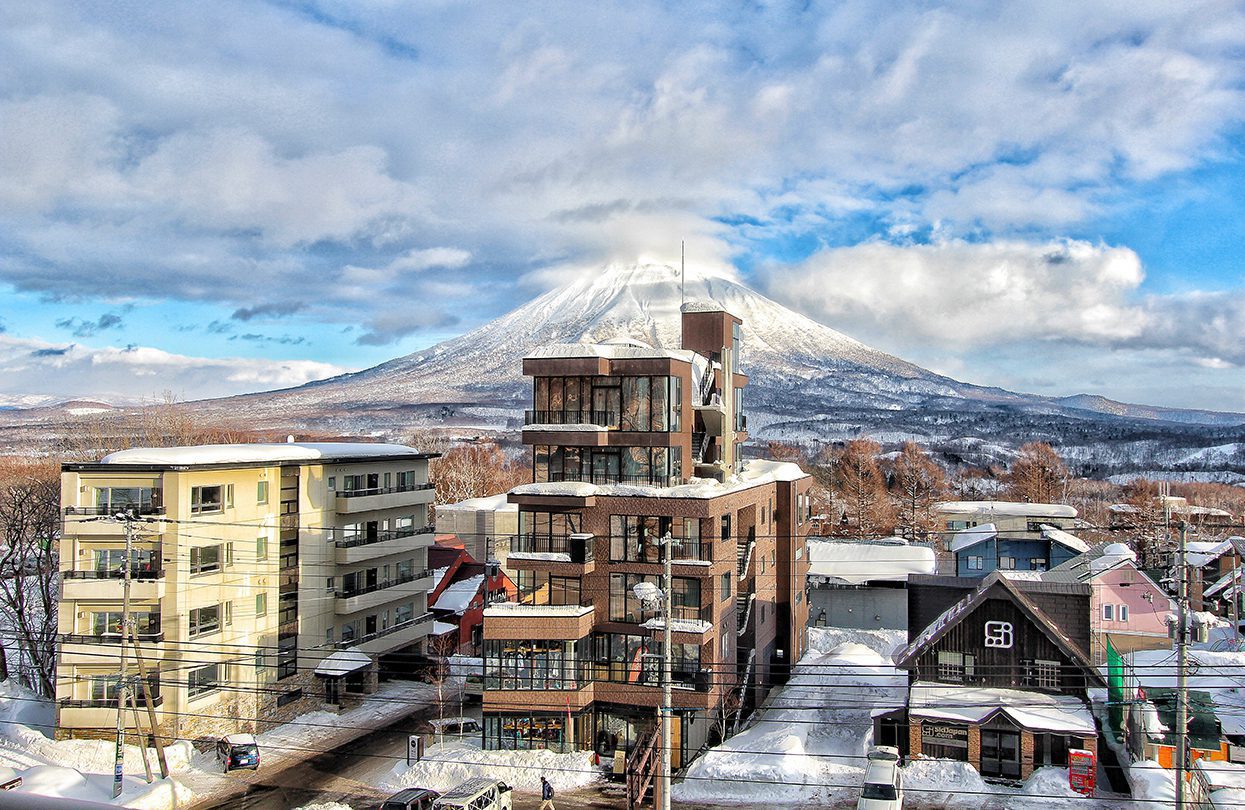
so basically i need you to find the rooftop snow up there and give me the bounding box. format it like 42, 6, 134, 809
432, 574, 485, 615
1187, 539, 1238, 569
936, 501, 1078, 519
510, 458, 807, 501
949, 523, 997, 552
640, 617, 713, 634
432, 621, 457, 635
908, 682, 1095, 734
680, 300, 727, 313
100, 441, 427, 466
1039, 525, 1091, 554
314, 648, 372, 677
807, 539, 936, 585
483, 602, 593, 617
437, 493, 518, 512
525, 343, 698, 362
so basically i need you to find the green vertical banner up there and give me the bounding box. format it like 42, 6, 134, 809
1107, 637, 1125, 742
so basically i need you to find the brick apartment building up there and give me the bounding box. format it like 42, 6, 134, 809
480, 303, 813, 768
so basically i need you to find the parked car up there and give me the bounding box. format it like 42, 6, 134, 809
381, 787, 441, 810
857, 746, 903, 810
432, 778, 513, 810
216, 734, 260, 773
429, 716, 482, 737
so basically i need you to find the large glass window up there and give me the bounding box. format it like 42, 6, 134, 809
609, 515, 708, 562
609, 574, 704, 623
91, 610, 159, 637
517, 511, 581, 554
591, 633, 701, 686
189, 604, 222, 637
484, 639, 582, 690
94, 486, 160, 513
517, 572, 581, 605
190, 545, 223, 575
484, 712, 577, 752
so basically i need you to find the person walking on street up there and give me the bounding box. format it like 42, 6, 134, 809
540, 776, 555, 810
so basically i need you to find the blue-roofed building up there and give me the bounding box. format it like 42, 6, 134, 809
951, 521, 1089, 578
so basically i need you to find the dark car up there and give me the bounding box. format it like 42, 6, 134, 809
216, 733, 260, 773
381, 787, 441, 810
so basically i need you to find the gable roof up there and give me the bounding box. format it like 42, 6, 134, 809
896, 571, 1104, 686
949, 522, 1089, 554
1044, 542, 1150, 585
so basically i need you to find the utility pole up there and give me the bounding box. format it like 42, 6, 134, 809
112, 513, 135, 799
1175, 520, 1188, 810
659, 532, 673, 810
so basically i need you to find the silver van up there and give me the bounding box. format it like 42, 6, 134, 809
431, 778, 512, 810
857, 746, 903, 810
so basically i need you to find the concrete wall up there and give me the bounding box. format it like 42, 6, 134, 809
809, 584, 907, 631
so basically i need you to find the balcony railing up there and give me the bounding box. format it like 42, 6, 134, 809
335, 524, 435, 549
62, 632, 165, 645
335, 570, 433, 600
63, 568, 165, 581
524, 409, 619, 427
510, 533, 594, 562
335, 612, 435, 649
337, 482, 434, 498
610, 539, 712, 564
64, 505, 165, 516
540, 473, 681, 488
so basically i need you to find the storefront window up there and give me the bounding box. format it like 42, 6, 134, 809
483, 639, 582, 690
485, 713, 579, 751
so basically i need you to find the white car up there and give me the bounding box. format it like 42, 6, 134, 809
857, 746, 903, 810
432, 778, 512, 810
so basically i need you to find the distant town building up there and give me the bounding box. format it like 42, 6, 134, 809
937, 501, 1084, 578
807, 537, 937, 631
480, 303, 813, 771
57, 442, 438, 740
435, 493, 518, 573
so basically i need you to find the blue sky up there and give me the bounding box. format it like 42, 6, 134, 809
1, 1, 1244, 410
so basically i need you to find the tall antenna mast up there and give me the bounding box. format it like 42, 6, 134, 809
680, 240, 686, 305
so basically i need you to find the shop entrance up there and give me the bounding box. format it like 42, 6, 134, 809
980, 729, 1022, 779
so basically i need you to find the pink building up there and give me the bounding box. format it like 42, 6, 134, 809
1043, 542, 1174, 662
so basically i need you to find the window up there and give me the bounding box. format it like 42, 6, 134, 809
395, 603, 414, 624
255, 650, 265, 673
188, 663, 220, 698
484, 638, 581, 691
967, 556, 984, 571
91, 610, 159, 637
326, 578, 334, 594
94, 486, 159, 514
225, 484, 234, 508
325, 628, 334, 644
1028, 659, 1060, 690
189, 604, 222, 637
397, 558, 414, 580
721, 572, 731, 601
327, 476, 335, 491
190, 485, 223, 514
1029, 558, 1046, 571
224, 601, 233, 626
256, 536, 268, 561
937, 651, 975, 682
999, 556, 1017, 570
225, 542, 235, 566
256, 593, 267, 617
1118, 604, 1129, 622
190, 545, 223, 575
257, 481, 269, 504
1103, 604, 1114, 621
341, 623, 356, 642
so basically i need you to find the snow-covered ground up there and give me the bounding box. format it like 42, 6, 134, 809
384, 739, 600, 794
0, 677, 444, 809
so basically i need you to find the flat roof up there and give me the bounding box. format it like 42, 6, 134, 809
936, 500, 1078, 519
65, 441, 438, 472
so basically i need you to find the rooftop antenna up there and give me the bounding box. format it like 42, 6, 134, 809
680, 239, 685, 305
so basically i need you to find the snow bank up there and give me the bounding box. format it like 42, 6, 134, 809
901, 759, 989, 808
387, 740, 599, 793
1128, 759, 1175, 804
1013, 766, 1081, 805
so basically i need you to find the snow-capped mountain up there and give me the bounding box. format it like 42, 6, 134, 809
186, 263, 1244, 475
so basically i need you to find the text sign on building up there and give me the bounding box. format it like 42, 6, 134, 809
1069, 748, 1096, 795
921, 723, 969, 748
984, 621, 1014, 648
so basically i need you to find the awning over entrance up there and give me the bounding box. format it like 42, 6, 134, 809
909, 682, 1095, 735
315, 648, 372, 677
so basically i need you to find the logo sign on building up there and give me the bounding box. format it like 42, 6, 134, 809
1069, 748, 1096, 795
984, 621, 1014, 648
921, 723, 969, 749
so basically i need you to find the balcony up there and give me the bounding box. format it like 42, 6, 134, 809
483, 599, 596, 641
508, 533, 594, 569
337, 612, 435, 655
538, 473, 682, 488
59, 632, 165, 665
523, 409, 619, 429
63, 505, 166, 517
62, 568, 166, 601
334, 570, 435, 615
335, 525, 435, 565
335, 483, 434, 514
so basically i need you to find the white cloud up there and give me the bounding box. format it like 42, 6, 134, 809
0, 335, 349, 405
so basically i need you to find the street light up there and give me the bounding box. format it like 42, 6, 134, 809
632, 532, 677, 810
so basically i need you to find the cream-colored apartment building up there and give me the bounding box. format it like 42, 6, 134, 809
56, 442, 438, 740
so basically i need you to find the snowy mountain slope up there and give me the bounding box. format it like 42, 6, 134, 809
138, 263, 1245, 472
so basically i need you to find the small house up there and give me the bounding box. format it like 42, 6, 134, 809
807, 538, 936, 631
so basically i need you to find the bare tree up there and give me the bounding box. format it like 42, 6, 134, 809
0, 459, 61, 697
832, 439, 894, 538
1005, 442, 1070, 504
430, 442, 528, 506
889, 442, 946, 542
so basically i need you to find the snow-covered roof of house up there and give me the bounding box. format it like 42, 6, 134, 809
1126, 648, 1245, 737
807, 539, 937, 585
1039, 525, 1091, 554
908, 682, 1096, 734
96, 441, 432, 467
680, 300, 728, 313
437, 493, 518, 512
525, 343, 699, 363
949, 523, 996, 552
1043, 543, 1152, 586
432, 621, 457, 635
1186, 538, 1239, 569
314, 648, 372, 677
509, 458, 807, 501
1205, 567, 1243, 599
936, 501, 1078, 519
432, 574, 485, 615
